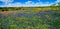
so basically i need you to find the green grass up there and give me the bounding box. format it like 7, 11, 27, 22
0, 6, 60, 29
0, 6, 60, 12
1, 10, 60, 29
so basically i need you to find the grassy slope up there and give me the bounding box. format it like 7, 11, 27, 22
0, 6, 60, 12
0, 6, 60, 29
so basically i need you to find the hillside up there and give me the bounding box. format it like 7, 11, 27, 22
0, 6, 60, 12
0, 6, 60, 29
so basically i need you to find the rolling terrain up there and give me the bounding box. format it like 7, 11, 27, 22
0, 6, 60, 29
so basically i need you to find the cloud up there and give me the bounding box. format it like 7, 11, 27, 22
55, 0, 60, 3
25, 1, 50, 6
5, 2, 23, 7
25, 1, 35, 6
0, 0, 14, 4
0, 1, 52, 7
57, 0, 60, 2
7, 3, 20, 7
25, 1, 34, 5
52, 0, 60, 6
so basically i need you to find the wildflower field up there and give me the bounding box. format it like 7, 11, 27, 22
0, 6, 60, 29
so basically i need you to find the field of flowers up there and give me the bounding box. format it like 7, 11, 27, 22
0, 7, 60, 29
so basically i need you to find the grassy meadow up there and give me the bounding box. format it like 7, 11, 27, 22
0, 6, 60, 29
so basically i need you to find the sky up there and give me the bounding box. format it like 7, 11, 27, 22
0, 0, 60, 7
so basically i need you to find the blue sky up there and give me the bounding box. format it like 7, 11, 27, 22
0, 0, 60, 7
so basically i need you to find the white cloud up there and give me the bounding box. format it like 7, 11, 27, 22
0, 0, 14, 4
6, 2, 23, 7
52, 0, 60, 6
25, 1, 35, 5
0, 0, 13, 2
55, 0, 60, 3
0, 2, 20, 7
0, 1, 52, 7
25, 1, 50, 6
57, 0, 60, 2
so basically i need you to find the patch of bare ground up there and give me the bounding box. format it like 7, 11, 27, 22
0, 7, 60, 16
0, 10, 23, 16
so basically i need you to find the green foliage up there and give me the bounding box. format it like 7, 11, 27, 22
0, 6, 60, 12
1, 14, 49, 29
0, 7, 60, 29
